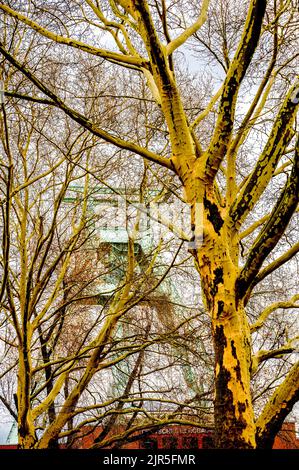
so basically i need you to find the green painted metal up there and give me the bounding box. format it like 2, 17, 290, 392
63, 186, 206, 405
6, 421, 17, 445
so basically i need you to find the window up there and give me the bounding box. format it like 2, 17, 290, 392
202, 435, 215, 449
162, 436, 178, 449
182, 436, 198, 449
140, 438, 158, 449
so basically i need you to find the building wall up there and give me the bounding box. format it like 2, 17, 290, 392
1, 422, 298, 449
273, 423, 299, 449
75, 423, 299, 450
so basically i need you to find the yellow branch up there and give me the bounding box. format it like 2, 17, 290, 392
0, 3, 146, 68
204, 0, 267, 180
229, 73, 276, 158
237, 141, 299, 301
251, 338, 299, 374
250, 294, 299, 333
32, 371, 69, 420
132, 0, 196, 180
84, 0, 139, 56
240, 206, 298, 240
240, 214, 272, 240
166, 0, 210, 55
254, 241, 299, 285
191, 85, 223, 129
0, 43, 172, 170
256, 361, 299, 447
230, 79, 299, 227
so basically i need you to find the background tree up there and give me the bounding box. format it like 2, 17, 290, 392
0, 62, 213, 448
0, 0, 298, 448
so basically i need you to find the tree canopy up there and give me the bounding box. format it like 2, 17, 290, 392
0, 0, 298, 449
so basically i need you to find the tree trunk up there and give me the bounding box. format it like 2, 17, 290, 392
17, 346, 37, 448
194, 192, 256, 448
212, 306, 255, 448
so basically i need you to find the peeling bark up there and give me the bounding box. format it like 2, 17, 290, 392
193, 190, 256, 448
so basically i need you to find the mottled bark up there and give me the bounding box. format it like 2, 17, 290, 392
194, 193, 256, 448
17, 346, 37, 448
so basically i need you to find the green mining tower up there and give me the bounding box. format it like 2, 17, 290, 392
63, 185, 206, 403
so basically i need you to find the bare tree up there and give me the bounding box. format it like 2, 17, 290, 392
0, 77, 213, 448
0, 0, 298, 448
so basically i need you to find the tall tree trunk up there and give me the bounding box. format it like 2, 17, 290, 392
17, 344, 37, 448
193, 192, 256, 448
211, 304, 255, 448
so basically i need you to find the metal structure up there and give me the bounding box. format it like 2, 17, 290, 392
6, 421, 17, 445
63, 186, 206, 400
2, 186, 205, 447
